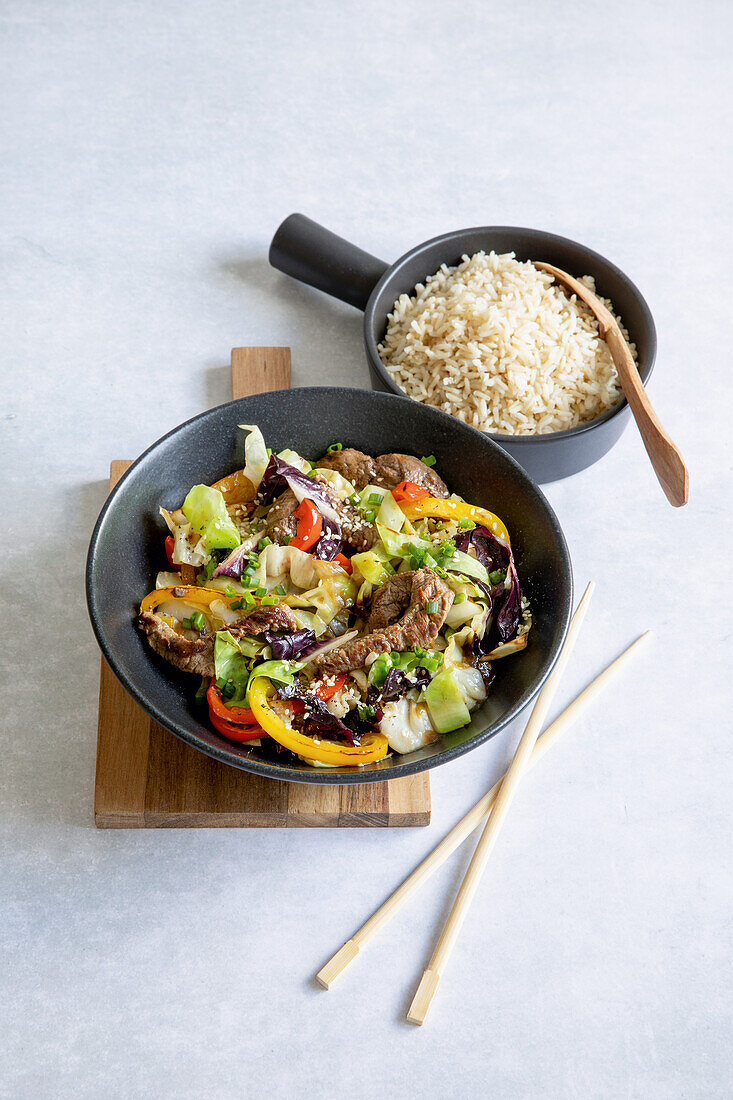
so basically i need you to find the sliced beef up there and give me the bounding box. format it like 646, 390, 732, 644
311, 632, 393, 676
380, 567, 453, 650
316, 448, 449, 498
139, 602, 299, 678
367, 570, 415, 631
263, 489, 299, 542
315, 447, 377, 489
312, 568, 453, 675
229, 603, 299, 636
372, 454, 449, 498
138, 611, 215, 676
328, 494, 378, 552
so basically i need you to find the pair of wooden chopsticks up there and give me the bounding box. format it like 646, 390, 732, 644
316, 582, 650, 1024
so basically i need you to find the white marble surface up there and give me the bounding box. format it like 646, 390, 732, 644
2, 2, 731, 1097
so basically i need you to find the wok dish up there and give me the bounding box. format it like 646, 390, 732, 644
86, 388, 573, 784
137, 428, 532, 768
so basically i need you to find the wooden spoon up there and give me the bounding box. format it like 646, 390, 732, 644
535, 261, 689, 507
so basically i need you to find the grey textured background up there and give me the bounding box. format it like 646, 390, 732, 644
2, 2, 731, 1097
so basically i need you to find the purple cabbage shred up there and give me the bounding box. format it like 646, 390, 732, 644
456, 524, 522, 649
261, 628, 318, 660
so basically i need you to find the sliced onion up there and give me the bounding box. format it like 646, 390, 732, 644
156, 571, 181, 589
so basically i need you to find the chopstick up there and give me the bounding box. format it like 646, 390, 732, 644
405, 581, 594, 1024
316, 624, 650, 992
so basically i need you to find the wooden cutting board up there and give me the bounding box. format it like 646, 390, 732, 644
93, 346, 431, 827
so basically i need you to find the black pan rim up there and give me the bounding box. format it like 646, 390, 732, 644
86, 386, 573, 785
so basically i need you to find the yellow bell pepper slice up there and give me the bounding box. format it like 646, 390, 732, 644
399, 498, 510, 545
140, 585, 227, 615
248, 677, 389, 767
210, 469, 255, 505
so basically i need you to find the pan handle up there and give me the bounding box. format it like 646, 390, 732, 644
269, 214, 389, 311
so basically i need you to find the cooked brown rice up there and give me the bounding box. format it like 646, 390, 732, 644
377, 251, 636, 435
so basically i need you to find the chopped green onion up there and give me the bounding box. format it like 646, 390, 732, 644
255, 586, 267, 597
260, 595, 278, 606
454, 591, 467, 604
229, 599, 243, 611
356, 703, 376, 721
368, 493, 382, 505
225, 585, 237, 598
458, 517, 474, 529
425, 600, 439, 614
182, 616, 192, 629
327, 442, 344, 452
257, 536, 273, 551
367, 652, 394, 688
190, 611, 206, 632
421, 454, 437, 467
194, 677, 209, 705
364, 509, 376, 523
266, 447, 273, 457
273, 584, 286, 596
489, 569, 506, 584
243, 591, 257, 610
202, 557, 218, 581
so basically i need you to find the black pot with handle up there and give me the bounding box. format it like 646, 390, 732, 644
269, 213, 656, 483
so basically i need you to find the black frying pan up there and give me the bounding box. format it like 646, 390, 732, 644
269, 216, 656, 483
86, 388, 573, 785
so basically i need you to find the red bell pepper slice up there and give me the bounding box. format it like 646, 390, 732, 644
208, 708, 262, 742
289, 498, 323, 552
207, 682, 258, 726
164, 535, 175, 567
334, 553, 353, 574
391, 480, 429, 504
315, 672, 347, 701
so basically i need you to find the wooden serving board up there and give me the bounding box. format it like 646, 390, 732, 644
93, 346, 431, 828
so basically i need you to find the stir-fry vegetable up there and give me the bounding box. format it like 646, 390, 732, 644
182, 484, 241, 551
290, 498, 323, 552
399, 497, 511, 545
211, 469, 255, 505
248, 677, 389, 766
206, 680, 259, 730
391, 480, 429, 503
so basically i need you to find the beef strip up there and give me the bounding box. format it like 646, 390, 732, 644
328, 493, 377, 551
138, 603, 299, 677
312, 567, 453, 675
372, 454, 449, 498
314, 447, 377, 489
367, 570, 415, 631
263, 488, 299, 542
229, 603, 299, 636
138, 611, 215, 676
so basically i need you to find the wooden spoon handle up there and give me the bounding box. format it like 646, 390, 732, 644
603, 325, 689, 506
